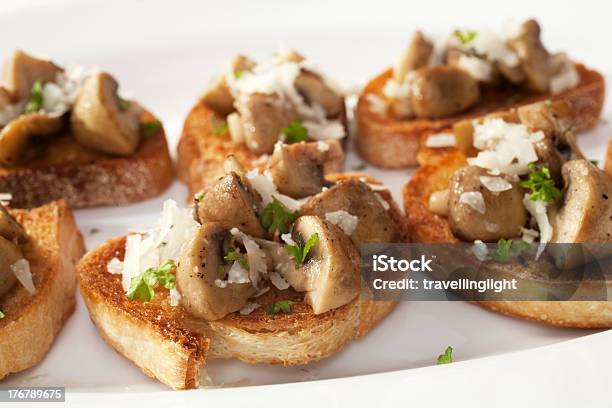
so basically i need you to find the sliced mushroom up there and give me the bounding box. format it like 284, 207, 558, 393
393, 31, 434, 83
294, 71, 344, 118
201, 54, 256, 115
282, 216, 360, 314
300, 179, 399, 245
0, 113, 63, 166
195, 172, 265, 238
70, 72, 140, 155
176, 223, 257, 321
516, 100, 570, 136
410, 66, 480, 119
533, 137, 565, 184
497, 60, 525, 85
275, 49, 305, 63
0, 236, 23, 299
236, 92, 298, 154
0, 204, 27, 243
550, 160, 612, 269
266, 140, 343, 198
0, 87, 13, 110
2, 50, 63, 101
449, 165, 527, 242
507, 20, 551, 93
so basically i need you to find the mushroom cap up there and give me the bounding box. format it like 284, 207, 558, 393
0, 204, 27, 243
267, 140, 343, 199
2, 50, 63, 101
449, 165, 527, 242
287, 216, 360, 314
300, 179, 399, 245
294, 71, 344, 118
0, 235, 23, 299
195, 172, 265, 238
507, 19, 551, 93
410, 65, 480, 118
70, 72, 140, 156
201, 54, 256, 115
393, 30, 434, 83
0, 113, 64, 166
176, 222, 256, 321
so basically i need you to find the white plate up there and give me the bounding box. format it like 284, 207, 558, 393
0, 0, 610, 405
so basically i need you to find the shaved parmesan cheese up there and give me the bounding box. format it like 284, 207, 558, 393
230, 228, 268, 288
457, 55, 493, 81
0, 192, 12, 205
382, 78, 411, 99
270, 271, 290, 290
169, 288, 181, 306
42, 66, 98, 117
281, 233, 296, 246
303, 120, 345, 140
520, 227, 539, 244
317, 141, 330, 152
459, 191, 486, 214
457, 29, 519, 67
522, 194, 552, 243
425, 132, 456, 148
107, 257, 124, 275
239, 302, 261, 315
479, 176, 512, 192
245, 169, 302, 211
376, 193, 390, 210
11, 259, 36, 295
227, 261, 250, 284
254, 286, 270, 297
472, 240, 489, 261
325, 210, 359, 236
214, 279, 228, 288
550, 63, 579, 94
122, 234, 142, 291
365, 93, 388, 114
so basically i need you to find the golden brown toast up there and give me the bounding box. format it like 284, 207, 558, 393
357, 64, 605, 169
606, 138, 612, 178
0, 110, 173, 209
77, 174, 407, 390
0, 200, 85, 379
403, 146, 612, 328
178, 102, 345, 199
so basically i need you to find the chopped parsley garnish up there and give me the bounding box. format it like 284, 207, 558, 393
282, 120, 308, 143
259, 197, 298, 235
286, 233, 318, 266
212, 121, 229, 136
590, 160, 600, 166
520, 163, 561, 203
0, 308, 4, 320
224, 249, 249, 270
118, 96, 131, 111
234, 70, 244, 80
265, 300, 295, 315
454, 30, 477, 45
492, 239, 513, 263
89, 228, 100, 235
24, 79, 44, 113
437, 346, 453, 365
194, 192, 204, 202
127, 260, 176, 302
544, 99, 553, 107
139, 119, 163, 138
506, 93, 523, 105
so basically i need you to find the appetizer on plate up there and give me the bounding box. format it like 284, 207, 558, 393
0, 199, 84, 379
78, 145, 408, 389
178, 49, 347, 198
0, 50, 173, 208
356, 19, 605, 168
404, 100, 612, 327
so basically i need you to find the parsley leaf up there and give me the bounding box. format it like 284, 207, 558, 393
437, 346, 453, 365
265, 300, 295, 315
0, 308, 4, 320
259, 197, 298, 235
127, 259, 176, 302
282, 120, 308, 143
492, 239, 513, 263
140, 119, 163, 138
24, 79, 44, 113
212, 121, 229, 136
224, 249, 249, 270
286, 233, 318, 266
590, 160, 600, 166
234, 70, 244, 80
454, 30, 477, 45
118, 96, 131, 111
520, 163, 561, 203
194, 192, 204, 202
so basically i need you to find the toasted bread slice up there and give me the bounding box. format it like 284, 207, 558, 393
178, 102, 345, 199
403, 147, 612, 328
0, 200, 85, 379
0, 110, 173, 209
357, 64, 605, 169
77, 174, 407, 390
606, 138, 612, 178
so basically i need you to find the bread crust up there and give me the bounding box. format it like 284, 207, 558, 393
606, 138, 612, 178
0, 111, 174, 209
77, 174, 407, 389
403, 147, 612, 328
178, 101, 346, 199
357, 64, 605, 169
0, 200, 85, 379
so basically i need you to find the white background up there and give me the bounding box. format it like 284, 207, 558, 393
0, 1, 611, 407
